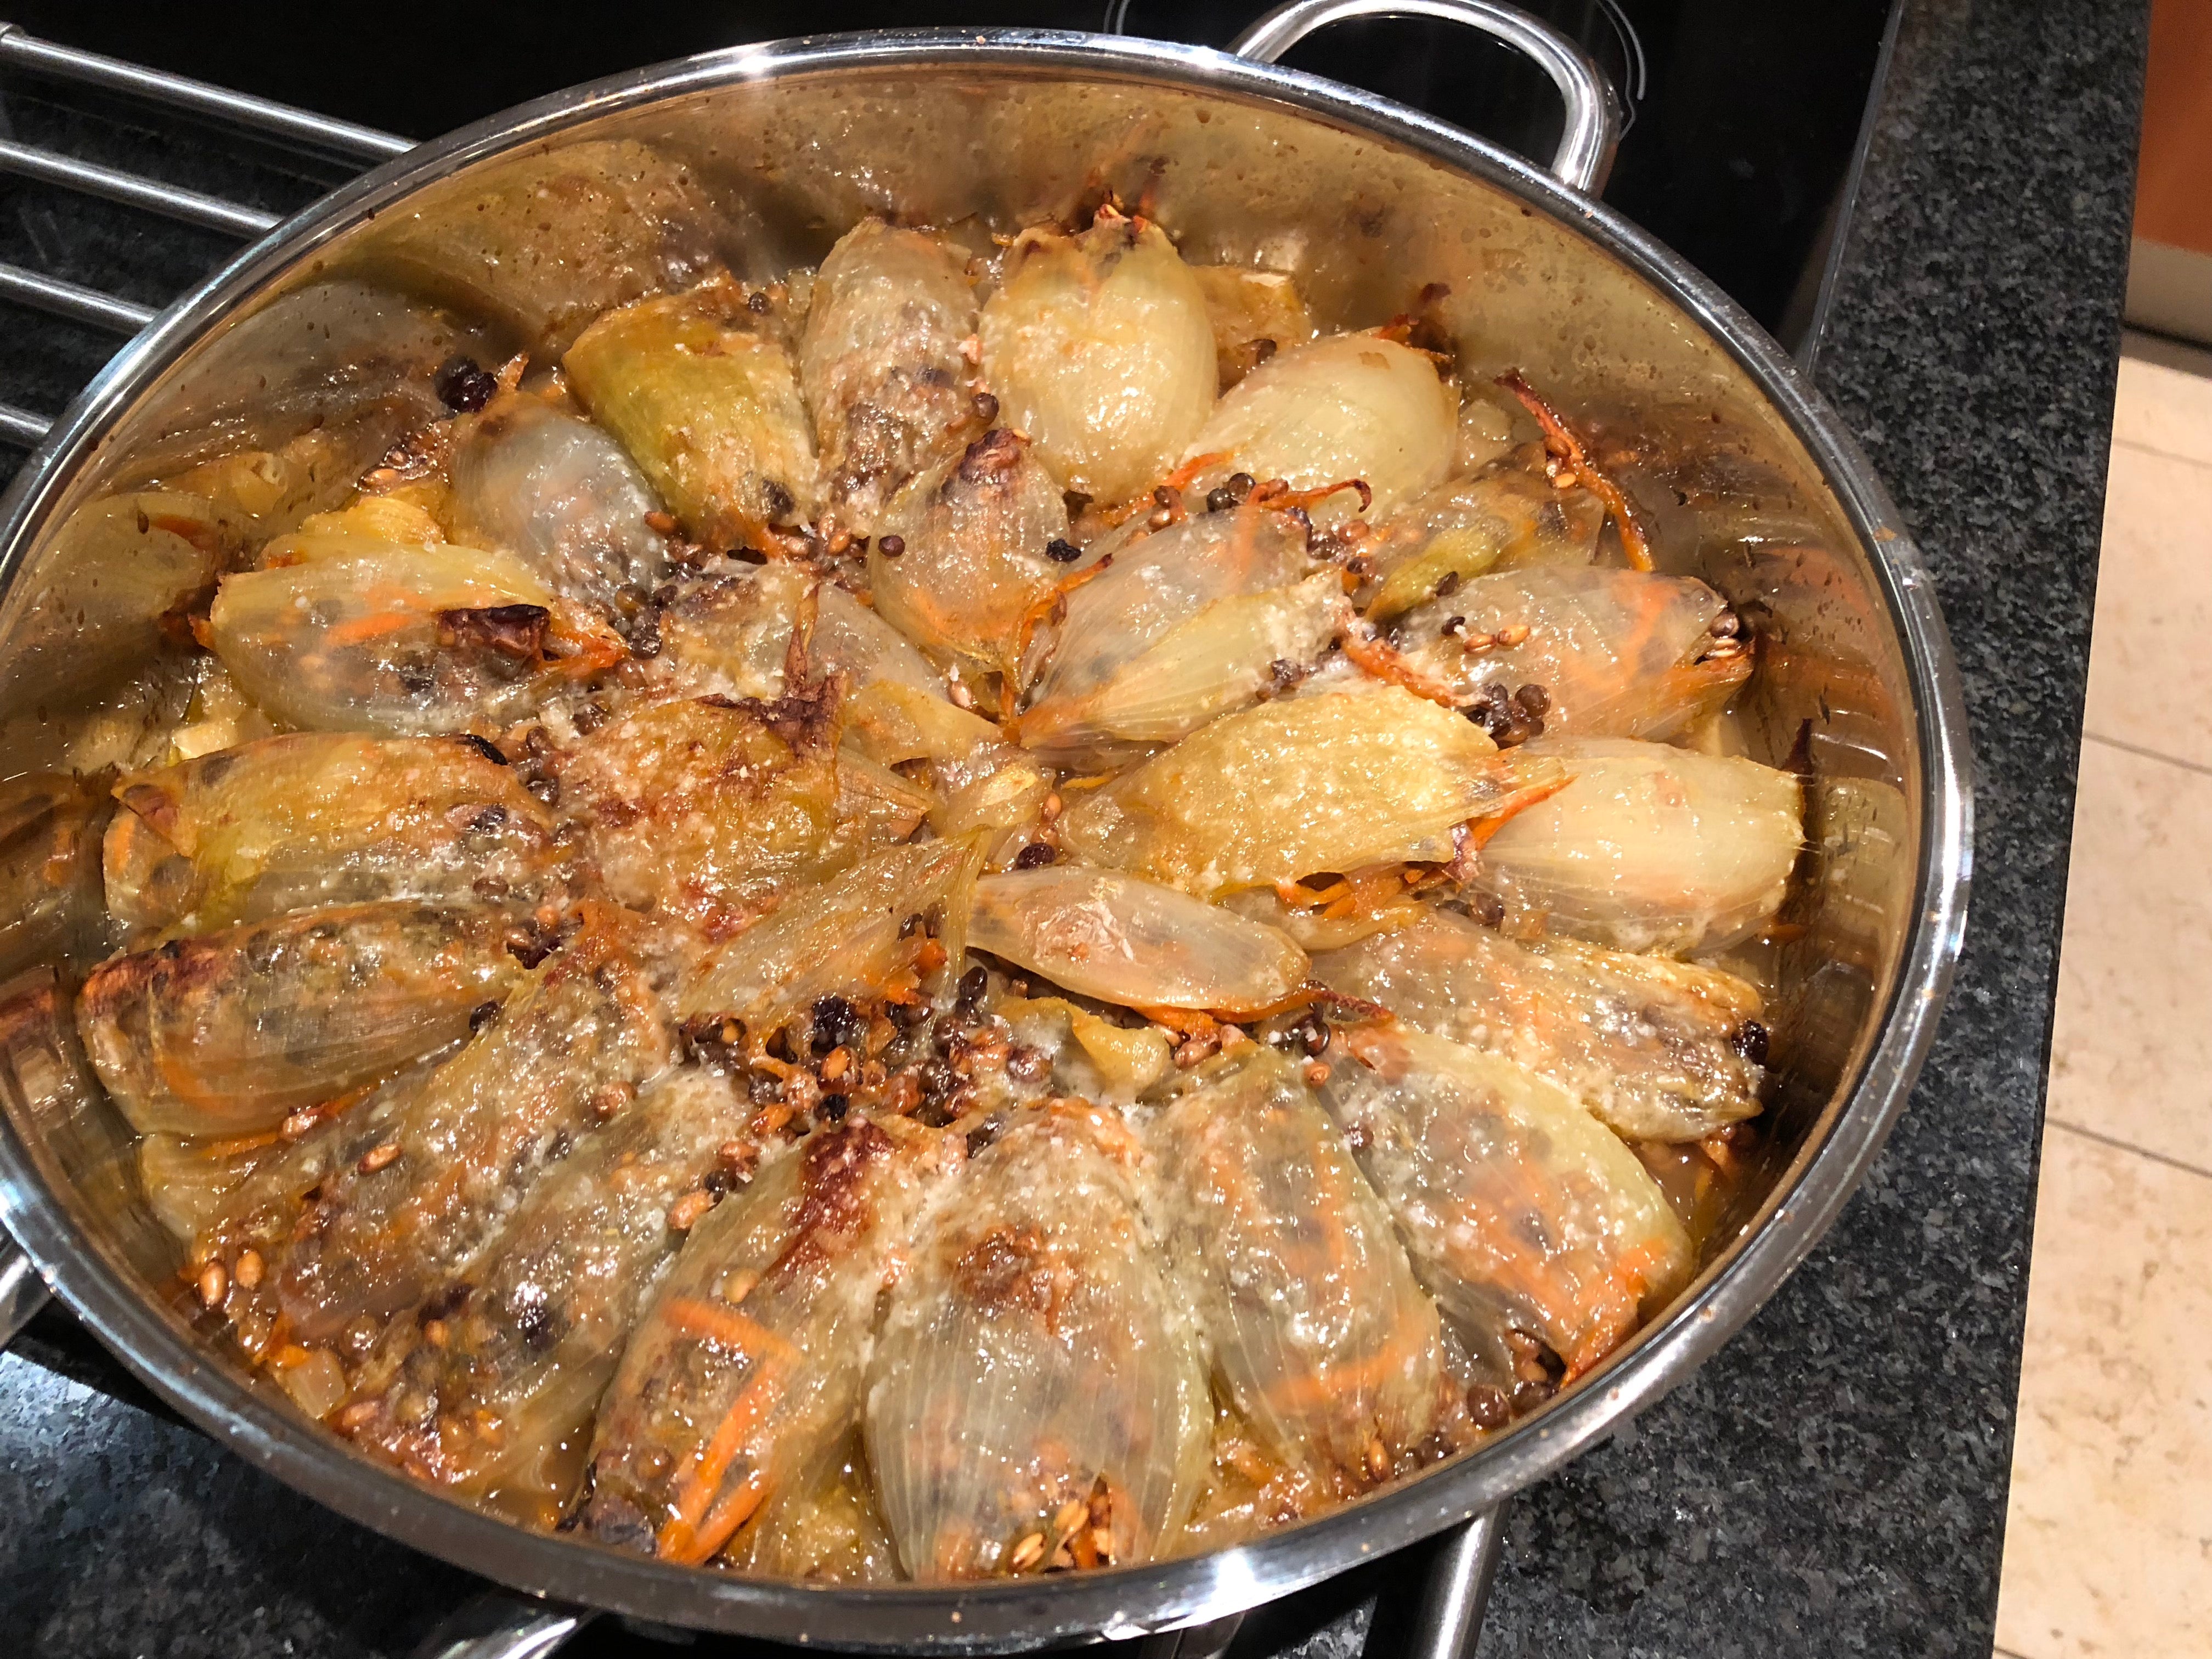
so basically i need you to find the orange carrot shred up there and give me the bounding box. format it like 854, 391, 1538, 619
681, 1469, 773, 1565
1495, 370, 1654, 572
663, 1298, 798, 1363
1340, 628, 1463, 708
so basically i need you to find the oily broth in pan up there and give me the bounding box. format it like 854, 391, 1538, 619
3, 132, 1808, 1582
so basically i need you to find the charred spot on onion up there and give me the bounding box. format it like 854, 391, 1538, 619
435, 356, 499, 414
435, 603, 552, 663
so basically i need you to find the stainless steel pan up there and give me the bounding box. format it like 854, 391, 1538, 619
0, 4, 1970, 1652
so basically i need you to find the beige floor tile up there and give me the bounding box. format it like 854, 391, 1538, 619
1995, 1126, 2212, 1659
2045, 739, 2212, 1170
2112, 331, 2212, 467
2079, 441, 2212, 771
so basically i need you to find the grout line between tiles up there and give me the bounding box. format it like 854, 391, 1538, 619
2044, 1116, 2212, 1184
2080, 729, 2212, 781
1994, 1649, 2034, 1659
2110, 436, 2212, 471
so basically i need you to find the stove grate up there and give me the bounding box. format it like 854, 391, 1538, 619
0, 21, 403, 448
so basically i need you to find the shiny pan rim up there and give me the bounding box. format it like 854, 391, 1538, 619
0, 27, 1972, 1652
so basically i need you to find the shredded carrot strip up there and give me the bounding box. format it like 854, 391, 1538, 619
1495, 370, 1652, 571
657, 1358, 788, 1558
663, 1299, 797, 1363
680, 1468, 773, 1565
319, 609, 424, 648
1699, 1131, 1742, 1176
1460, 775, 1573, 850
549, 620, 627, 676
1222, 987, 1322, 1023
1160, 450, 1233, 493
1248, 476, 1373, 516
1131, 1004, 1218, 1038
1340, 628, 1463, 708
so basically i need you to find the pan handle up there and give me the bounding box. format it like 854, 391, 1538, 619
405, 1587, 595, 1659
1228, 0, 1621, 193
0, 1231, 53, 1350
1400, 1503, 1510, 1659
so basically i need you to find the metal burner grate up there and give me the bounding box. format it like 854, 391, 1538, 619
0, 22, 405, 452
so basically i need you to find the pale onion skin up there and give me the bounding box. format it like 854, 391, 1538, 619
812, 581, 951, 701
1320, 1023, 1692, 1379
1474, 737, 1804, 955
1393, 565, 1752, 740
556, 691, 844, 937
1018, 506, 1345, 756
968, 866, 1308, 1013
679, 838, 981, 1036
583, 1115, 953, 1564
1363, 466, 1605, 622
867, 428, 1071, 678
449, 388, 671, 618
980, 212, 1219, 505
649, 561, 813, 701
1057, 681, 1566, 897
340, 1070, 765, 1526
1150, 1051, 1451, 1496
829, 751, 936, 867
0, 774, 105, 983
76, 900, 525, 1138
121, 279, 478, 495
5, 491, 228, 716
726, 1429, 902, 1583
1026, 572, 1343, 759
1218, 883, 1426, 953
864, 1103, 1210, 1579
1182, 332, 1459, 525
1027, 510, 1312, 706
101, 732, 560, 938
929, 748, 1053, 871
182, 1055, 437, 1348
268, 902, 683, 1344
635, 563, 961, 736
800, 219, 981, 535
139, 1131, 268, 1243
564, 276, 820, 551
350, 139, 724, 355
1190, 265, 1316, 388
1313, 908, 1765, 1141
843, 680, 1005, 770
207, 533, 624, 736
166, 425, 402, 546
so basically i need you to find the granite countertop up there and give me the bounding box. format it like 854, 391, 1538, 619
0, 1, 2150, 1653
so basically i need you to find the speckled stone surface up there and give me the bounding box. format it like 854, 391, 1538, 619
0, 0, 2148, 1653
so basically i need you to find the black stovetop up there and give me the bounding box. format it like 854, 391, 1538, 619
0, 2, 2149, 1655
